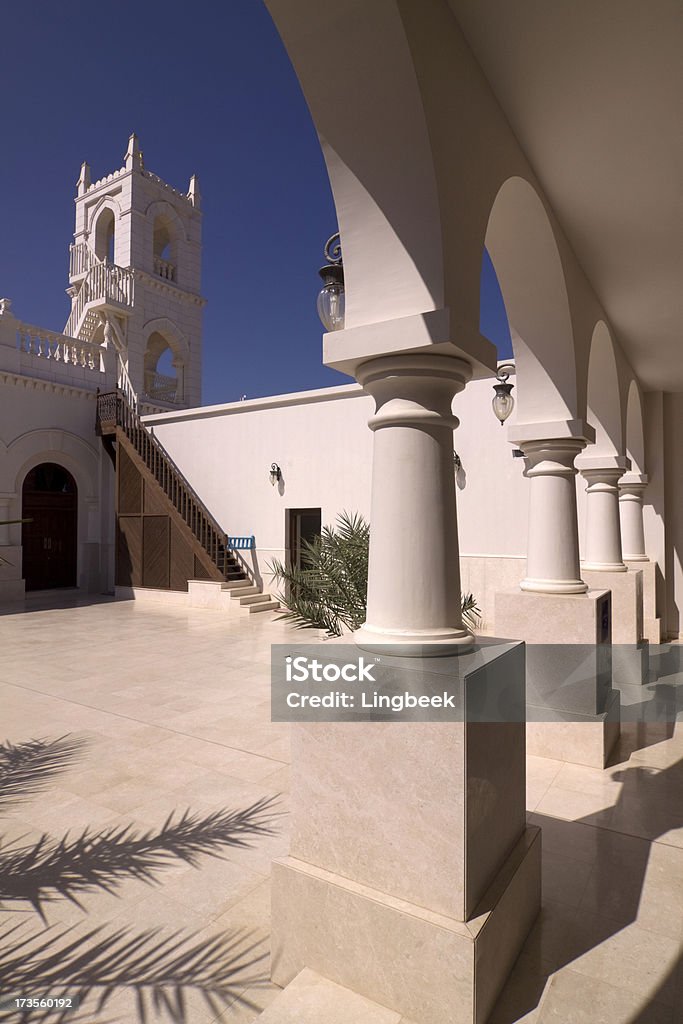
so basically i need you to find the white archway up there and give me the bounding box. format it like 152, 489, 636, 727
587, 321, 623, 456
485, 177, 578, 424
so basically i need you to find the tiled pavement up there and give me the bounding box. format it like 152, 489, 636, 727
0, 594, 681, 1023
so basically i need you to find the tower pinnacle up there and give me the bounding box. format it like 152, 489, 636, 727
77, 161, 91, 196
124, 133, 144, 171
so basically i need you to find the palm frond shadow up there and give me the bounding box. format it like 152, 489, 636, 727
0, 797, 282, 921
0, 919, 269, 1023
0, 736, 88, 813
0, 739, 282, 1022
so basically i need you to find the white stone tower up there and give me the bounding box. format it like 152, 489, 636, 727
65, 133, 205, 407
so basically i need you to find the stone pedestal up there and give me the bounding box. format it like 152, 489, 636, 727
495, 589, 620, 767
271, 642, 541, 1024
583, 568, 648, 686
626, 558, 661, 644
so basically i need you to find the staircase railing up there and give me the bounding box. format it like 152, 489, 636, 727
98, 376, 239, 575
65, 261, 134, 338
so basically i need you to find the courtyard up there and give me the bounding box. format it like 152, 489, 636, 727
0, 596, 681, 1022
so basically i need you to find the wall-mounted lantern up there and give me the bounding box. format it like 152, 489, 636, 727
492, 363, 515, 426
269, 463, 282, 486
317, 233, 345, 332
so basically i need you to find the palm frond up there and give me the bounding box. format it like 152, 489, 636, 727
0, 797, 281, 919
269, 510, 480, 637
0, 920, 268, 1023
0, 737, 88, 812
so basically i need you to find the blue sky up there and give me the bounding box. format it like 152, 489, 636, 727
0, 1, 511, 406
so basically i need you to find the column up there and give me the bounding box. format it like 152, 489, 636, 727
619, 472, 649, 561
515, 432, 589, 594
577, 456, 629, 571
353, 353, 472, 654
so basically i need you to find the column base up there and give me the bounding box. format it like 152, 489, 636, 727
612, 641, 650, 688
623, 554, 649, 562
581, 561, 627, 572
353, 624, 473, 658
495, 588, 621, 767
626, 559, 660, 643
520, 578, 588, 595
582, 569, 648, 685
526, 689, 621, 768
272, 827, 541, 1024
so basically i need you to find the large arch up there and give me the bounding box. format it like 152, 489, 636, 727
265, 0, 445, 330
586, 321, 623, 456
87, 195, 123, 262
141, 317, 188, 403
625, 379, 646, 474
7, 429, 102, 592
484, 176, 578, 424
22, 463, 78, 590
146, 200, 187, 284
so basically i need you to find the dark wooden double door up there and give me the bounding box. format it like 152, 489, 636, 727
22, 463, 78, 591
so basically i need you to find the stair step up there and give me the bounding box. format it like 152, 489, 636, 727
238, 591, 272, 606
254, 969, 399, 1023
248, 599, 280, 614
231, 586, 260, 600
222, 579, 253, 591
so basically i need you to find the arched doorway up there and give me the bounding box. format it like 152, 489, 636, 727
22, 463, 78, 591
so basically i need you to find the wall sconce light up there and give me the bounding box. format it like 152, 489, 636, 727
453, 451, 462, 471
317, 233, 345, 332
269, 463, 282, 486
492, 363, 515, 426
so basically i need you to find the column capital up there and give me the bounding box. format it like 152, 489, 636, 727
509, 418, 596, 449
619, 472, 648, 493
357, 352, 471, 433
323, 307, 494, 379
575, 453, 631, 476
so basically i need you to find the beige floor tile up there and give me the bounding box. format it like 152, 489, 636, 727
537, 968, 674, 1023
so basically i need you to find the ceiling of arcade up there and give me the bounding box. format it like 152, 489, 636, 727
449, 0, 682, 393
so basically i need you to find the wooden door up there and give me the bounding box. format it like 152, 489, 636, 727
287, 508, 322, 571
22, 463, 78, 591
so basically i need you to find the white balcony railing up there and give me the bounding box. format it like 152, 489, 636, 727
153, 256, 176, 282
16, 322, 106, 375
64, 261, 134, 338
144, 370, 178, 403
69, 242, 100, 278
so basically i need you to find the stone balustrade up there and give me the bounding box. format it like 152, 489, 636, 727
153, 256, 176, 282
16, 321, 107, 380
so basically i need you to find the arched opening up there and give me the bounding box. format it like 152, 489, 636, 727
94, 207, 115, 264
480, 248, 513, 359
626, 380, 646, 474
587, 321, 623, 456
22, 463, 78, 591
143, 331, 182, 403
152, 214, 178, 282
484, 177, 577, 423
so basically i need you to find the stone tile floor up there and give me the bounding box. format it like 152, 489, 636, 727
0, 593, 681, 1023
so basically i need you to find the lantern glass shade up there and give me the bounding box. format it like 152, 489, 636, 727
317, 283, 345, 332
492, 383, 515, 425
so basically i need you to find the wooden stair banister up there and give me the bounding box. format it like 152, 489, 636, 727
97, 386, 249, 585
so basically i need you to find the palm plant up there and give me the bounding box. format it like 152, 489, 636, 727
270, 511, 481, 637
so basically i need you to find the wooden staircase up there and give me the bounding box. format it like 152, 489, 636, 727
96, 385, 279, 611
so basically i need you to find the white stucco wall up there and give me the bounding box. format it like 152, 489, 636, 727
145, 373, 530, 624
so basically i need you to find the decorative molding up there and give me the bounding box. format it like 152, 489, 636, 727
0, 371, 98, 400
134, 269, 206, 306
